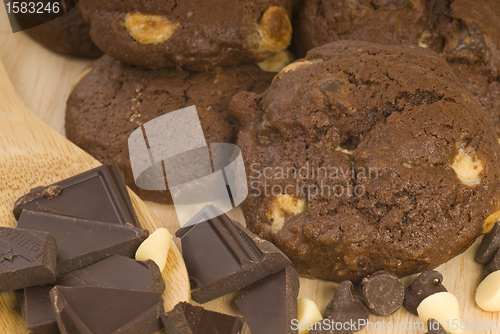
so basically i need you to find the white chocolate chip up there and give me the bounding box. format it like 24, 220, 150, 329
417, 292, 463, 334
279, 59, 323, 75
297, 298, 323, 334
450, 148, 483, 186
267, 194, 306, 232
336, 146, 354, 155
484, 208, 500, 233
418, 30, 432, 48
135, 227, 172, 272
475, 270, 500, 312
256, 6, 292, 53
124, 13, 180, 45
257, 50, 294, 72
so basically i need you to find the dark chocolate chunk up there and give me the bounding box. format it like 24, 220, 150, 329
161, 302, 244, 334
483, 249, 500, 279
50, 286, 164, 334
56, 255, 164, 293
426, 319, 449, 334
19, 255, 163, 334
403, 270, 447, 315
236, 266, 299, 334
17, 210, 148, 276
14, 165, 139, 227
18, 286, 59, 334
0, 227, 57, 292
176, 212, 291, 303
476, 222, 500, 264
359, 270, 404, 316
311, 281, 369, 334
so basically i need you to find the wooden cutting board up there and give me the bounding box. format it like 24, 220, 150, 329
1, 7, 499, 333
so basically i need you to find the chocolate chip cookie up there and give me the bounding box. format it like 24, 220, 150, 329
229, 41, 500, 282
79, 0, 293, 70
66, 55, 274, 204
23, 7, 102, 58
294, 0, 500, 136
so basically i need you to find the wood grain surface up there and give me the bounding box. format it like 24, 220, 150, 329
1, 6, 499, 333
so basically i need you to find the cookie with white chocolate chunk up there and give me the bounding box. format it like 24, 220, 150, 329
79, 0, 294, 70
230, 40, 500, 282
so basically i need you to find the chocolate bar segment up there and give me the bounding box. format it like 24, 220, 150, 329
0, 227, 56, 292
236, 266, 300, 334
20, 255, 164, 334
50, 286, 164, 334
17, 210, 148, 276
161, 302, 244, 334
14, 165, 139, 227
176, 212, 291, 303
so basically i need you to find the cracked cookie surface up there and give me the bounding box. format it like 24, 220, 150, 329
79, 0, 293, 70
230, 41, 500, 282
294, 0, 500, 136
65, 55, 274, 204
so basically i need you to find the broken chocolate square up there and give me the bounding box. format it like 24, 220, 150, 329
161, 302, 244, 334
17, 210, 148, 276
50, 286, 164, 334
14, 165, 139, 227
0, 227, 57, 293
236, 266, 299, 334
176, 210, 291, 303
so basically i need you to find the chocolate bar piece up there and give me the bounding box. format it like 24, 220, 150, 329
19, 255, 164, 334
14, 165, 139, 227
0, 227, 57, 292
176, 212, 291, 303
17, 210, 148, 276
50, 286, 164, 334
161, 302, 244, 334
236, 266, 299, 334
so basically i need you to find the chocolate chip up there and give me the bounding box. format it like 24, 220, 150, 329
359, 270, 404, 316
311, 281, 369, 333
476, 222, 500, 264
403, 270, 447, 315
484, 249, 500, 279
426, 318, 449, 334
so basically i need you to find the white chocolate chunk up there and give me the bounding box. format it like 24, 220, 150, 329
257, 50, 294, 72
124, 13, 180, 45
475, 270, 500, 312
267, 194, 306, 232
256, 6, 292, 53
484, 208, 500, 233
135, 227, 172, 272
279, 59, 323, 75
450, 148, 483, 186
297, 298, 323, 334
417, 292, 463, 334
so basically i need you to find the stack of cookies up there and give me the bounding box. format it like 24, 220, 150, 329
64, 0, 296, 203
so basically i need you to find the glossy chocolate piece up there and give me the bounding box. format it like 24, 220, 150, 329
13, 165, 139, 227
19, 255, 164, 334
476, 222, 500, 264
360, 270, 404, 316
311, 281, 369, 334
236, 266, 299, 334
176, 213, 291, 303
483, 250, 500, 279
17, 210, 148, 276
403, 270, 447, 315
0, 227, 57, 292
161, 302, 244, 334
50, 286, 164, 334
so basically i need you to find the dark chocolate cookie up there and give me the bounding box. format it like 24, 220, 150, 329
23, 7, 102, 58
65, 55, 274, 204
294, 0, 500, 136
79, 0, 293, 70
229, 41, 500, 282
